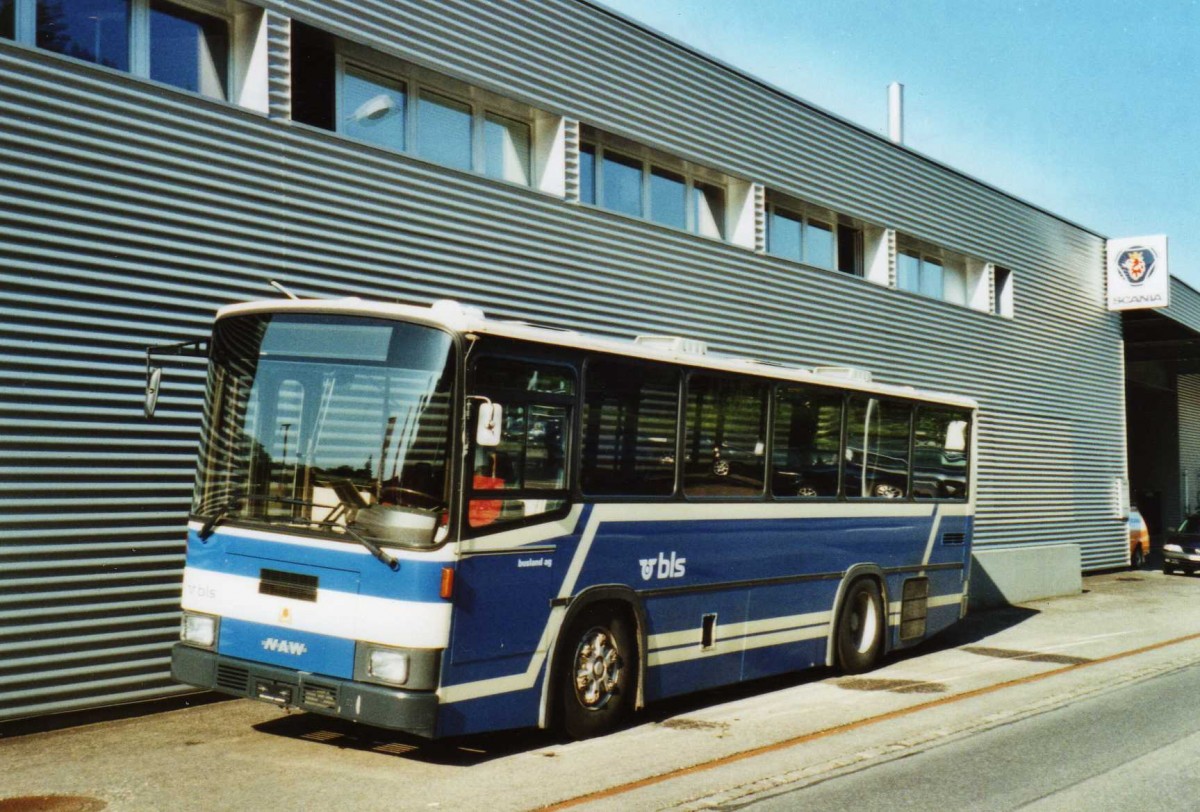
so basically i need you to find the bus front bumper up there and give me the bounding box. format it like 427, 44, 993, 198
171, 643, 439, 738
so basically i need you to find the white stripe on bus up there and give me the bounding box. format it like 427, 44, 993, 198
182, 567, 453, 649
647, 609, 832, 651
648, 623, 831, 667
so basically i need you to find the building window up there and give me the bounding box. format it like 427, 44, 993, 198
484, 112, 531, 185
292, 21, 336, 130
769, 207, 802, 262
416, 90, 472, 171
37, 0, 131, 71
650, 168, 686, 230
898, 251, 944, 299
340, 65, 406, 151
26, 0, 259, 107
149, 0, 229, 100
694, 182, 725, 240
897, 238, 988, 310
993, 266, 1014, 317
2, 0, 15, 39
602, 150, 643, 217
767, 198, 862, 275
580, 129, 732, 241
312, 43, 541, 189
579, 142, 597, 205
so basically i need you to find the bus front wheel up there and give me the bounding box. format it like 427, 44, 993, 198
835, 579, 884, 674
558, 607, 637, 740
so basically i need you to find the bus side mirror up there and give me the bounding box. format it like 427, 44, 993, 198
476, 402, 503, 447
144, 365, 163, 419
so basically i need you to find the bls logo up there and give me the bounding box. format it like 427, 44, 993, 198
639, 551, 687, 581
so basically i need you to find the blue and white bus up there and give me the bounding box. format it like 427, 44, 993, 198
164, 296, 976, 739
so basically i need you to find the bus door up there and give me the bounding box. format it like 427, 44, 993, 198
448, 357, 576, 669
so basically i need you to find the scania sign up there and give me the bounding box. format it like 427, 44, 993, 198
1107, 235, 1169, 311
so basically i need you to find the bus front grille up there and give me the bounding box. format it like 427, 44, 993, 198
216, 663, 251, 693
302, 683, 339, 710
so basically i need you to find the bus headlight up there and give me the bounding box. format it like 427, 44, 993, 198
367, 648, 410, 686
181, 612, 218, 649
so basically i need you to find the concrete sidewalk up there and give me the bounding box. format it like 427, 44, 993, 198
2, 567, 1199, 812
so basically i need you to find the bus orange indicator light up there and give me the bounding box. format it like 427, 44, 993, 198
440, 567, 455, 600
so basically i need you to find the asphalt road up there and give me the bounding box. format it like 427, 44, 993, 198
743, 660, 1200, 811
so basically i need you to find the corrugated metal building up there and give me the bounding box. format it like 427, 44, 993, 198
0, 0, 1191, 722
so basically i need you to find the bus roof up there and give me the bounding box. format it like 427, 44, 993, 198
216, 297, 978, 410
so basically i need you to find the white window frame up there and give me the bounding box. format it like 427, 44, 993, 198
765, 194, 864, 277
578, 128, 736, 242
896, 247, 947, 300
140, 0, 236, 102
14, 0, 260, 108
895, 235, 1000, 314
334, 43, 541, 190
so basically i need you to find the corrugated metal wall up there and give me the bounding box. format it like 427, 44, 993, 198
1178, 375, 1200, 521
1164, 278, 1200, 335
0, 0, 1126, 721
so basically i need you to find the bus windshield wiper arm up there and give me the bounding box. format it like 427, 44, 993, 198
338, 523, 399, 571
208, 495, 398, 570
198, 498, 241, 540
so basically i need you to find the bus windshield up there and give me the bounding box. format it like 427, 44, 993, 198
192, 313, 456, 547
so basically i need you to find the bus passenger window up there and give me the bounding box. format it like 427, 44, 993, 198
846, 397, 911, 499
684, 375, 767, 498
912, 407, 970, 500
772, 387, 842, 498
581, 361, 679, 497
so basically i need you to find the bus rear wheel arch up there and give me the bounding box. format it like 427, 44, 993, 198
555, 603, 639, 740
835, 577, 885, 674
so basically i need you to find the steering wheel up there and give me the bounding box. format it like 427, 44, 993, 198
382, 486, 444, 511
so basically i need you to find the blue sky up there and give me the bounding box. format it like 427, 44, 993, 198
599, 0, 1200, 287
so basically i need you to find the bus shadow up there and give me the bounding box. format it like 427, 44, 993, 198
251, 604, 1040, 763
925, 603, 1040, 649
251, 712, 558, 765
644, 603, 1043, 719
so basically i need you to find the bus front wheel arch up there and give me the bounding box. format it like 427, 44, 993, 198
555, 603, 639, 740
835, 577, 885, 674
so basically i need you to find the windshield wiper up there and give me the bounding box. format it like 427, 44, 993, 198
336, 523, 399, 571
198, 498, 242, 540
235, 495, 400, 571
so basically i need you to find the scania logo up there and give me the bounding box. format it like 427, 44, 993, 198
1117, 246, 1157, 286
261, 637, 307, 656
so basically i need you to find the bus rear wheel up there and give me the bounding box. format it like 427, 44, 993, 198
558, 607, 637, 740
835, 579, 884, 674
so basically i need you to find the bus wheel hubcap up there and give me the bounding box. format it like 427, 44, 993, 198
574, 628, 622, 709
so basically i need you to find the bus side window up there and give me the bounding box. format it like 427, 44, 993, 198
772, 387, 842, 498
846, 397, 911, 499
912, 406, 970, 500
580, 360, 679, 497
684, 374, 767, 498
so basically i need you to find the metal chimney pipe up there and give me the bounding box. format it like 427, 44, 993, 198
888, 82, 904, 144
